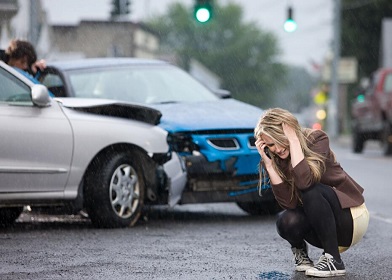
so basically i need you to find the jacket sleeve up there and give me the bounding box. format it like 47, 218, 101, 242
0, 49, 7, 62
292, 130, 329, 190
271, 181, 298, 209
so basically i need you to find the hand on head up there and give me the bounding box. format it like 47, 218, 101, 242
31, 59, 46, 73
255, 137, 272, 164
282, 122, 299, 143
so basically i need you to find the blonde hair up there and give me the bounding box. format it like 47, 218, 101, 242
254, 108, 327, 200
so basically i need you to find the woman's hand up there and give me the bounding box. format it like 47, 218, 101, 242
255, 138, 272, 165
282, 123, 304, 167
282, 123, 298, 143
255, 137, 283, 185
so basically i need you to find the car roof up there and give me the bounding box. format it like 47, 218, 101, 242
47, 57, 169, 71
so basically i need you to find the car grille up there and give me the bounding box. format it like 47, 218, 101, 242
207, 138, 239, 150
248, 136, 256, 148
206, 136, 257, 150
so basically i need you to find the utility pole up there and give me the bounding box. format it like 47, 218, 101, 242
29, 0, 40, 46
327, 0, 341, 139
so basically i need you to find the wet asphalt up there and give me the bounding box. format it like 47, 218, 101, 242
0, 136, 391, 280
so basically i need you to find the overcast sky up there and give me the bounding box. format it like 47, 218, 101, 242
41, 0, 334, 71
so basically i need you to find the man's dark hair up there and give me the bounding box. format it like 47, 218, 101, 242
5, 39, 37, 68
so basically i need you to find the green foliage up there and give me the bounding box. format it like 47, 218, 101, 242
341, 0, 392, 78
146, 1, 287, 108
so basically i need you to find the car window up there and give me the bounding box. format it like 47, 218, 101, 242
66, 65, 219, 104
384, 73, 392, 92
40, 72, 66, 97
0, 67, 32, 105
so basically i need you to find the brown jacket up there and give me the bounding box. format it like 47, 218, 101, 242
270, 129, 364, 209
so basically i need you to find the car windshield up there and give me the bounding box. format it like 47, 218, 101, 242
66, 65, 219, 104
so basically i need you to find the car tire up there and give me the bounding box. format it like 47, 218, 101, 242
352, 125, 365, 153
236, 200, 282, 215
84, 150, 146, 228
381, 121, 392, 156
0, 207, 23, 227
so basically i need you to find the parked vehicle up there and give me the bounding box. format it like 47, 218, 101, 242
0, 60, 186, 228
39, 58, 278, 215
351, 67, 392, 155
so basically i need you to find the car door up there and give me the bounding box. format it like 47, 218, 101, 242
0, 66, 73, 194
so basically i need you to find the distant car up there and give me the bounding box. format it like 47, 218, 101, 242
0, 60, 186, 228
351, 68, 392, 155
39, 58, 278, 215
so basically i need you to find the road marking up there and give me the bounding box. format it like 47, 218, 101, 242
370, 212, 392, 224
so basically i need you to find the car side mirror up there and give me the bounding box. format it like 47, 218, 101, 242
31, 84, 51, 107
214, 89, 231, 99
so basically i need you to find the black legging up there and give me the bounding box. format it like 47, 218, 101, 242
276, 183, 353, 262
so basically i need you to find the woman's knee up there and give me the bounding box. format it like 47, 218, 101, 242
276, 209, 305, 237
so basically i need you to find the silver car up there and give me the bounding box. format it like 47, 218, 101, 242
0, 61, 186, 228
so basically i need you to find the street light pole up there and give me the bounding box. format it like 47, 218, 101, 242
29, 0, 40, 46
327, 0, 341, 139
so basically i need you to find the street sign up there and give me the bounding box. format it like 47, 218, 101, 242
322, 57, 358, 84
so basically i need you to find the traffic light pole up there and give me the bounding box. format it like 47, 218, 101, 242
327, 0, 341, 139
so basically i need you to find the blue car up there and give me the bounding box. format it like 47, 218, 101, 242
40, 58, 278, 214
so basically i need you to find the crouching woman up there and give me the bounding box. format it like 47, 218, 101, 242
254, 108, 369, 278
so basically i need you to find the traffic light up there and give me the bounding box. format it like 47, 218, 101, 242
194, 0, 213, 23
111, 0, 131, 17
283, 6, 297, 32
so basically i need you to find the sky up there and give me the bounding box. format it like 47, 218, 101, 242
41, 0, 334, 71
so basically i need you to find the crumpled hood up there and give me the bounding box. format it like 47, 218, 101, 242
151, 99, 263, 133
55, 97, 162, 125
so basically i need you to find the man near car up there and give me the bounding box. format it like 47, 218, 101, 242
1, 39, 46, 80
1, 39, 52, 96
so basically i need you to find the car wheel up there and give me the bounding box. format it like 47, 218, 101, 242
352, 125, 365, 153
381, 121, 392, 155
0, 207, 23, 227
236, 200, 281, 215
84, 151, 146, 228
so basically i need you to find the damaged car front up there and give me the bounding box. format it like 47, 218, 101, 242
161, 99, 278, 214
0, 60, 186, 228
40, 58, 278, 215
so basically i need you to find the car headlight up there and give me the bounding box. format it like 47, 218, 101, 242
167, 133, 199, 153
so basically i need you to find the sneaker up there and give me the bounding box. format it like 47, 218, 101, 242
305, 253, 346, 277
292, 245, 313, 272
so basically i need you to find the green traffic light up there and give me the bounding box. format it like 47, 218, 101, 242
194, 0, 213, 23
357, 94, 365, 103
195, 7, 211, 23
284, 19, 297, 32
284, 6, 297, 32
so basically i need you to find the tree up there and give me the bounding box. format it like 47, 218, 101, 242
341, 0, 392, 78
146, 2, 286, 107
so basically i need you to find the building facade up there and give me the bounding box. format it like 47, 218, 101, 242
50, 20, 159, 60
0, 0, 159, 60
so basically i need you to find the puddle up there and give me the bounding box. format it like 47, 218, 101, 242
257, 271, 290, 280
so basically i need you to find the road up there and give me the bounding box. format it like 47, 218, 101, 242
0, 137, 391, 280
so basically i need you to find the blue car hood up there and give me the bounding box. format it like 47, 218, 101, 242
151, 99, 263, 133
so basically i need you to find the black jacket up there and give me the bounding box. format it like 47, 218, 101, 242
0, 49, 8, 63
